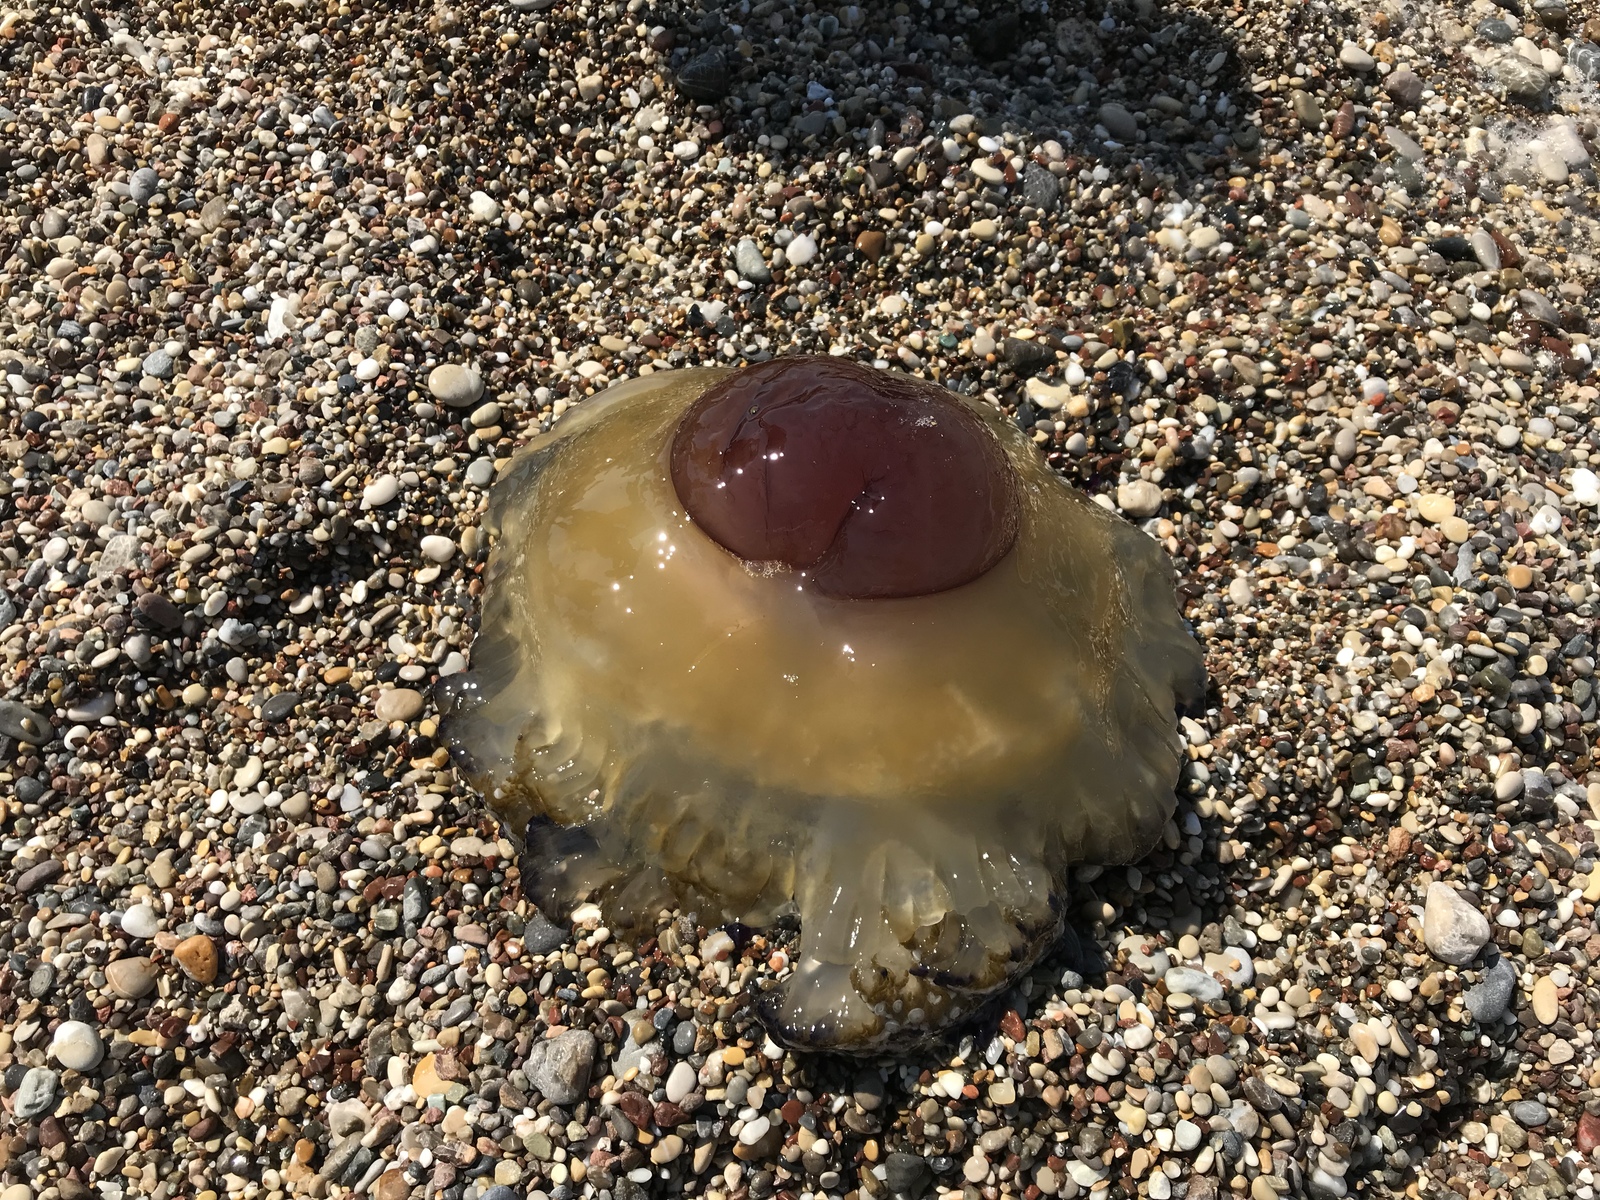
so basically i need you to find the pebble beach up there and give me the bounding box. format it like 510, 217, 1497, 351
4, 1, 1600, 1200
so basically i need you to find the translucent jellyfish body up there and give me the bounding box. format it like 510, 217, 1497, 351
439, 357, 1205, 1051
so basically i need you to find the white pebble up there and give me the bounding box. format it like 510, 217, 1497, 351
120, 903, 159, 939
420, 535, 456, 564
785, 234, 817, 266
51, 1021, 105, 1071
363, 475, 400, 507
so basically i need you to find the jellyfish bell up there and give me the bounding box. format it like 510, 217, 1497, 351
438, 356, 1206, 1052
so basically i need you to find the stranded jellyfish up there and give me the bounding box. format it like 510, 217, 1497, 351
438, 357, 1205, 1051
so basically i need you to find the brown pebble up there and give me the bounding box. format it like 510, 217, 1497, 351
854, 230, 887, 261
174, 934, 218, 983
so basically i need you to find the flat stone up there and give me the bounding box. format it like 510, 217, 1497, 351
375, 688, 424, 723
0, 701, 52, 742
427, 364, 484, 408
260, 692, 301, 723
104, 957, 159, 1000
1532, 975, 1560, 1024
16, 858, 64, 893
14, 1067, 60, 1120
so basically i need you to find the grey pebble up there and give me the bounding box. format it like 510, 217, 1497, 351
735, 238, 772, 283
0, 701, 52, 742
16, 859, 64, 893
525, 1029, 596, 1106
14, 1067, 60, 1120
129, 167, 160, 204
259, 692, 301, 723
1513, 1100, 1550, 1128
1465, 957, 1517, 1024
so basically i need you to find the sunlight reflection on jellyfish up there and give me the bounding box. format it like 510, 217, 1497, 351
438, 357, 1205, 1052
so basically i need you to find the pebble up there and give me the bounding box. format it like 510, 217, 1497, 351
128, 167, 160, 204
1465, 957, 1518, 1024
1339, 42, 1375, 70
734, 238, 772, 282
1118, 480, 1163, 518
419, 535, 456, 564
363, 475, 400, 507
49, 1021, 105, 1071
525, 1030, 596, 1106
427, 364, 484, 408
1532, 975, 1560, 1024
784, 234, 818, 266
14, 1068, 60, 1120
119, 903, 159, 938
104, 957, 158, 1000
374, 688, 424, 723
174, 934, 218, 984
1422, 883, 1491, 965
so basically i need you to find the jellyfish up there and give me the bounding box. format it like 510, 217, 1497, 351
438, 356, 1205, 1051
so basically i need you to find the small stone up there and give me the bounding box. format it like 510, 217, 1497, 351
1532, 975, 1560, 1024
886, 1152, 934, 1199
784, 234, 817, 266
363, 475, 399, 507
419, 535, 455, 564
1416, 494, 1455, 523
14, 1067, 60, 1120
259, 692, 301, 724
1099, 102, 1138, 140
375, 689, 425, 723
526, 1030, 596, 1106
1022, 162, 1060, 212
141, 349, 174, 379
129, 167, 160, 204
174, 934, 219, 983
1164, 966, 1224, 1003
1339, 42, 1375, 70
1464, 957, 1516, 1023
49, 1021, 104, 1071
468, 191, 501, 222
1385, 68, 1424, 106
1118, 480, 1163, 518
1513, 1100, 1550, 1128
120, 903, 159, 939
0, 701, 51, 743
735, 238, 771, 282
855, 230, 887, 261
1173, 1119, 1202, 1151
675, 49, 728, 101
1571, 468, 1600, 506
104, 957, 159, 1000
1422, 883, 1490, 965
428, 364, 484, 408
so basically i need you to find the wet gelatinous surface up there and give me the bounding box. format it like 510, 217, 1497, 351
671, 357, 1020, 599
439, 358, 1205, 1051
